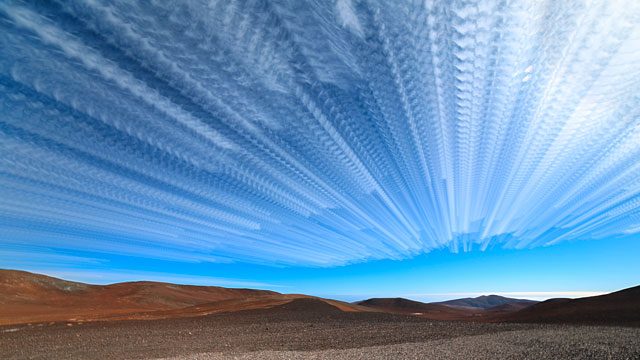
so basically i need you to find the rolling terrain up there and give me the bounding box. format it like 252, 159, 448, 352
0, 269, 368, 325
3, 269, 639, 328
1, 301, 638, 359
499, 285, 640, 326
1, 269, 639, 359
354, 297, 486, 320
355, 289, 640, 327
354, 295, 543, 322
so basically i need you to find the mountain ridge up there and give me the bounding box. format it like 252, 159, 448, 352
434, 294, 539, 309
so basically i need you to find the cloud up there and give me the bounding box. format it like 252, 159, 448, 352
0, 250, 106, 267
335, 0, 364, 38
0, 0, 639, 266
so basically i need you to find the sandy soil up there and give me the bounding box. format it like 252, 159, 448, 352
2, 301, 638, 360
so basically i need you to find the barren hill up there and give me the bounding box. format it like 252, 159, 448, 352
0, 269, 366, 325
4, 269, 638, 327
502, 285, 640, 326
435, 295, 538, 309
355, 297, 485, 320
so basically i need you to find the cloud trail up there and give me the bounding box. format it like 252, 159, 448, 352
1, 0, 640, 266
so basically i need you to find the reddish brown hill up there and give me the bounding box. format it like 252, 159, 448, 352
0, 269, 368, 325
0, 269, 282, 325
500, 285, 640, 326
1, 269, 273, 324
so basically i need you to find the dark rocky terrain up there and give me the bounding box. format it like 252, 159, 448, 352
1, 299, 639, 360
2, 270, 639, 359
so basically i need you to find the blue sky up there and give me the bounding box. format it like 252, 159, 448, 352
1, 0, 640, 302
3, 233, 639, 302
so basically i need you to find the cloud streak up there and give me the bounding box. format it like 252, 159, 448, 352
0, 0, 639, 266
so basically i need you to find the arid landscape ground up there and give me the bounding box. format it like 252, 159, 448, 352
1, 269, 639, 359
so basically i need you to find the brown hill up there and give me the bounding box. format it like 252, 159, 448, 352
485, 302, 537, 312
435, 295, 538, 309
356, 297, 440, 312
355, 297, 484, 321
501, 285, 640, 326
257, 298, 344, 314
0, 269, 366, 325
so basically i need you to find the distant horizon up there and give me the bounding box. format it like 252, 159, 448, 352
2, 0, 640, 309
3, 232, 639, 304
1, 266, 628, 304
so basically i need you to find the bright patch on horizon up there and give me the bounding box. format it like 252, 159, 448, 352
1, 0, 640, 266
411, 292, 608, 299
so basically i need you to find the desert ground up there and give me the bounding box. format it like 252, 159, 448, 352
1, 300, 639, 360
2, 270, 639, 359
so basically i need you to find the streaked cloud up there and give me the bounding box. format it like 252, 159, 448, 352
0, 250, 106, 266
1, 0, 639, 266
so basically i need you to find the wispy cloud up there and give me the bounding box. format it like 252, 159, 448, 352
0, 0, 639, 267
0, 250, 107, 266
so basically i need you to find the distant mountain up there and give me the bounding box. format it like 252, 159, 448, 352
434, 295, 538, 309
485, 302, 538, 312
0, 269, 366, 325
356, 297, 443, 313
354, 297, 485, 321
502, 285, 640, 326
353, 288, 640, 327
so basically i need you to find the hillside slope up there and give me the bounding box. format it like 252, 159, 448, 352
0, 269, 367, 325
502, 285, 640, 326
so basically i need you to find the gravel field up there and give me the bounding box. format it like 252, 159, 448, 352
175, 327, 640, 360
1, 308, 639, 359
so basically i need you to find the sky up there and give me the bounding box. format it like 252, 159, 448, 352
1, 0, 640, 302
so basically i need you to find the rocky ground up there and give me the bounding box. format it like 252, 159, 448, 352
1, 303, 639, 360
175, 327, 640, 359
